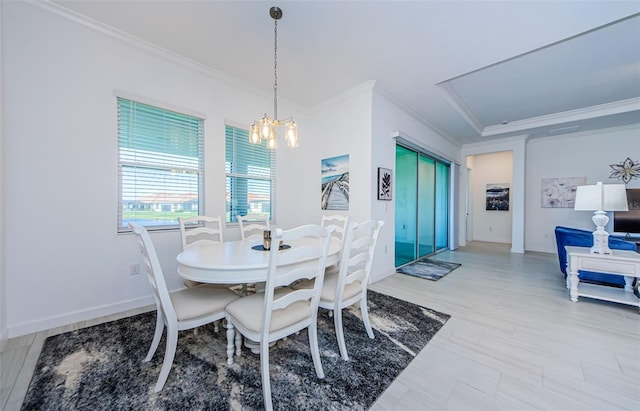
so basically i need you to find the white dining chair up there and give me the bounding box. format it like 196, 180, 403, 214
321, 214, 350, 273
237, 214, 270, 240
179, 215, 243, 329
224, 224, 334, 411
129, 223, 240, 392
179, 215, 224, 248
301, 219, 384, 360
320, 214, 350, 243
179, 215, 224, 287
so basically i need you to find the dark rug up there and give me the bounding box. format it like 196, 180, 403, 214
21, 291, 449, 411
397, 257, 461, 281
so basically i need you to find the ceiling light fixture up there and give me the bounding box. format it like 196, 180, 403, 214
249, 6, 298, 150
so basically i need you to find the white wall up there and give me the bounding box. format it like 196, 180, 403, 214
278, 83, 374, 230
468, 151, 513, 243
371, 89, 462, 282
525, 125, 640, 253
0, 0, 7, 345
2, 2, 314, 337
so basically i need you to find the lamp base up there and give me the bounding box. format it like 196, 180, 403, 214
590, 210, 611, 254
591, 231, 612, 254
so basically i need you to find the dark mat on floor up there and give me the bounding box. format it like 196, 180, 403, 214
21, 290, 450, 411
397, 257, 461, 281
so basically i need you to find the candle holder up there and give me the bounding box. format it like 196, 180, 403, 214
263, 230, 272, 250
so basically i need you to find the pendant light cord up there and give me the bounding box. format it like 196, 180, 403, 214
273, 16, 278, 120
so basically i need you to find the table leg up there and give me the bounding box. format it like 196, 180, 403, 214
569, 269, 580, 302
623, 276, 633, 292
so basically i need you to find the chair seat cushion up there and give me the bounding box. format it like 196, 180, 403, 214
321, 271, 363, 302
226, 288, 311, 333
296, 272, 362, 303
170, 285, 239, 321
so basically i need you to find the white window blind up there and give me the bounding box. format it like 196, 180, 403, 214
225, 125, 275, 223
118, 97, 204, 232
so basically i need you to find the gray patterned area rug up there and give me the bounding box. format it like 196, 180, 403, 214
21, 291, 449, 411
397, 258, 461, 281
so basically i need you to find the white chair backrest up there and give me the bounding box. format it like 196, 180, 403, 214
262, 224, 334, 338
178, 215, 224, 251
336, 220, 384, 296
237, 214, 270, 240
129, 223, 177, 324
320, 214, 350, 242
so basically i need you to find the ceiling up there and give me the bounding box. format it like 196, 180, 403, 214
52, 0, 640, 146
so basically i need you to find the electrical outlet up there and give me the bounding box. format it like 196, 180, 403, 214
130, 263, 140, 275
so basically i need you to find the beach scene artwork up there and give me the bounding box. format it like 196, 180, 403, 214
321, 154, 349, 210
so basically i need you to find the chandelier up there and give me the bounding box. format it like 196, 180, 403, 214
249, 6, 299, 150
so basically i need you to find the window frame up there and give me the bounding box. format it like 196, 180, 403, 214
225, 124, 276, 224
116, 93, 206, 233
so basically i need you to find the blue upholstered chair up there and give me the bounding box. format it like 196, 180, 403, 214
554, 226, 637, 287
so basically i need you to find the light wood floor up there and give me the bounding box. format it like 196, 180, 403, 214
2, 242, 639, 410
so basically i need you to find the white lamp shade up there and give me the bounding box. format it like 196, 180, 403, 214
574, 182, 629, 211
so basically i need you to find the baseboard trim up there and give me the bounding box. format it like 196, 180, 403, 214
370, 268, 396, 284
7, 295, 155, 338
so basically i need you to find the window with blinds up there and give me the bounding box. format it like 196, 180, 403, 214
117, 97, 204, 232
225, 125, 275, 223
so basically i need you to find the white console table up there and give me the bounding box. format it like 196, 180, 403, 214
565, 246, 640, 309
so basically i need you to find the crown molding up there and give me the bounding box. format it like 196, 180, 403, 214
372, 84, 460, 148
308, 80, 377, 114
28, 0, 304, 111
527, 122, 640, 145
435, 82, 484, 135
482, 97, 640, 137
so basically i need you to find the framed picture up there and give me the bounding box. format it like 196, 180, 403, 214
541, 177, 586, 208
378, 167, 392, 200
321, 154, 349, 210
486, 183, 510, 211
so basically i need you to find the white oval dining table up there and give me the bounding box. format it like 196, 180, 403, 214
176, 237, 341, 285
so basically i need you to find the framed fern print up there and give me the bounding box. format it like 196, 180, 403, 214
378, 167, 392, 200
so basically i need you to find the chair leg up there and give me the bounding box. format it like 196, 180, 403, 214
260, 340, 273, 411
154, 324, 178, 392
360, 298, 375, 339
226, 318, 235, 365
235, 329, 242, 357
308, 318, 325, 379
145, 310, 164, 362
333, 308, 349, 361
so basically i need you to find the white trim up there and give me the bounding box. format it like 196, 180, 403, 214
29, 0, 304, 112
224, 119, 252, 131
436, 81, 484, 135
8, 295, 155, 338
527, 122, 640, 144
482, 97, 640, 137
375, 84, 459, 147
113, 89, 207, 120
392, 130, 461, 166
309, 80, 376, 113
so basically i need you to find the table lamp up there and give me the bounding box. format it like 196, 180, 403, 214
574, 181, 628, 254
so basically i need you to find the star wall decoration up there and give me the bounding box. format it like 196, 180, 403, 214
609, 157, 640, 184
